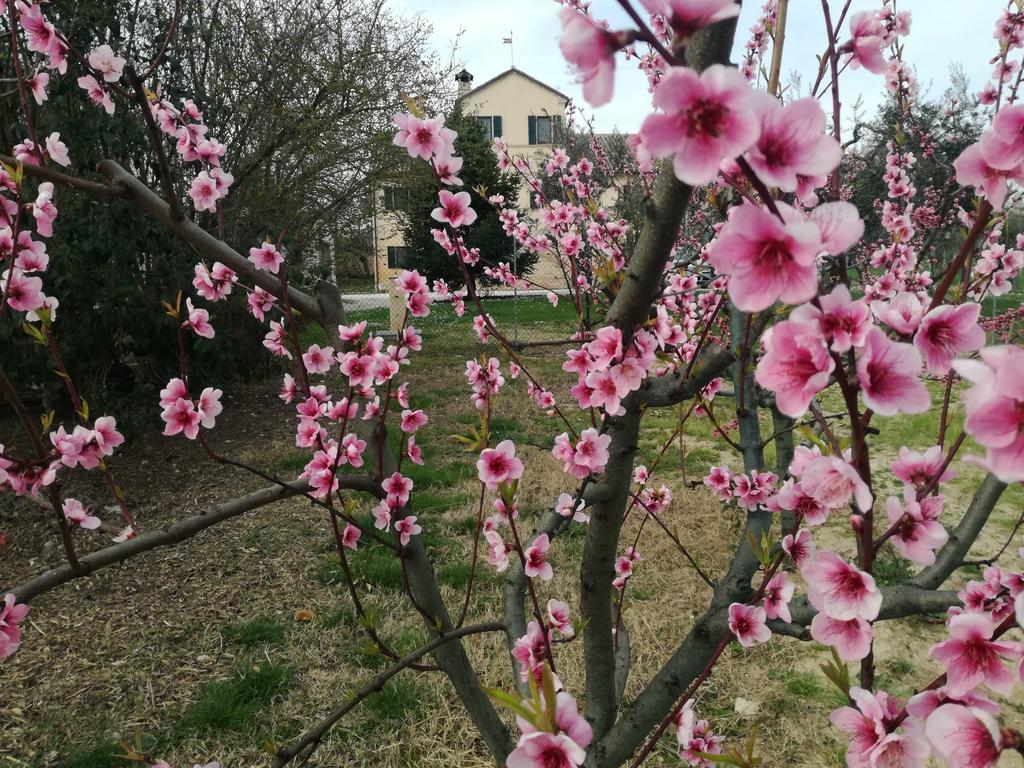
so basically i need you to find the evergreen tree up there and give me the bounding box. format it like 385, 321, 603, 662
400, 108, 530, 287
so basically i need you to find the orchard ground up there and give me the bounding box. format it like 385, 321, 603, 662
2, 295, 1023, 768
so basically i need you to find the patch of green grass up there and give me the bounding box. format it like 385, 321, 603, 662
403, 460, 475, 489
320, 549, 404, 590
222, 616, 287, 648
181, 662, 293, 733
872, 546, 914, 587
61, 742, 135, 768
362, 678, 426, 724
781, 671, 823, 697
883, 656, 915, 678
274, 451, 310, 475
437, 560, 495, 588
320, 607, 355, 629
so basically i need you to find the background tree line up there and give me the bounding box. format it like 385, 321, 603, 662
0, 0, 451, 423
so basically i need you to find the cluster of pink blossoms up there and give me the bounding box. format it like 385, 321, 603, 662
673, 699, 724, 767
562, 326, 656, 417
703, 465, 777, 510
830, 570, 1024, 768
1, 171, 59, 318
16, 3, 233, 213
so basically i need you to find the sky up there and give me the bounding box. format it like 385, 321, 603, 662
391, 0, 1004, 134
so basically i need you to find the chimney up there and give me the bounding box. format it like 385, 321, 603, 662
455, 68, 473, 98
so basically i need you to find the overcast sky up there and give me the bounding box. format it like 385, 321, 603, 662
392, 0, 1003, 133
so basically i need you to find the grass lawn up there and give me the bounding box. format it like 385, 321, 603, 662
5, 294, 1024, 768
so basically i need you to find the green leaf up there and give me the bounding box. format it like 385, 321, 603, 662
483, 687, 538, 726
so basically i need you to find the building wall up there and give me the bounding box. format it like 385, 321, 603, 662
373, 69, 570, 291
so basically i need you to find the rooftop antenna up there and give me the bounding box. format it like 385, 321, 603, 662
502, 31, 513, 68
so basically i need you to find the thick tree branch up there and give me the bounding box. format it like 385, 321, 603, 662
8, 477, 320, 602
96, 159, 323, 319
911, 473, 1007, 589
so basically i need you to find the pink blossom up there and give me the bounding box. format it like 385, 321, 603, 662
913, 303, 985, 375
92, 416, 124, 456
762, 571, 795, 623
0, 593, 29, 658
28, 71, 48, 105
555, 492, 588, 523
782, 529, 815, 567
924, 705, 1002, 768
2, 268, 45, 313
800, 455, 872, 512
302, 344, 334, 374
159, 378, 189, 408
829, 686, 888, 766
248, 242, 283, 274
400, 409, 428, 433
382, 472, 413, 508
87, 44, 125, 82
955, 346, 1024, 483
524, 534, 553, 581
547, 599, 573, 635
196, 387, 222, 429
477, 440, 525, 489
77, 75, 114, 114
872, 292, 924, 335
856, 328, 930, 416
247, 287, 276, 321
189, 171, 222, 212
643, 0, 740, 42
32, 182, 57, 237
842, 11, 887, 74
62, 498, 101, 530
394, 515, 421, 546
812, 614, 873, 661
728, 602, 771, 647
506, 732, 586, 768
792, 284, 872, 353
930, 612, 1022, 697
953, 142, 1024, 209
754, 319, 834, 417
185, 298, 214, 338
802, 550, 882, 621
559, 9, 616, 107
745, 97, 841, 192
161, 398, 201, 439
393, 113, 451, 161
885, 488, 948, 566
341, 523, 361, 550
891, 445, 953, 489
45, 132, 69, 167
980, 103, 1024, 170
431, 189, 477, 228
640, 64, 761, 186
706, 201, 822, 311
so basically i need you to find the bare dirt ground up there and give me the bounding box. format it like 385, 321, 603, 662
2, 356, 1023, 768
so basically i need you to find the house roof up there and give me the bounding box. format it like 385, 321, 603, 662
457, 67, 570, 103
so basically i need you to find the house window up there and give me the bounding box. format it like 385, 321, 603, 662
386, 246, 408, 269
383, 187, 410, 210
475, 115, 503, 141
529, 115, 553, 145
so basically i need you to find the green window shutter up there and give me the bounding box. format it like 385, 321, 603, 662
528, 115, 537, 145
493, 115, 503, 138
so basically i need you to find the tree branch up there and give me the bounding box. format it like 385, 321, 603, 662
272, 621, 506, 767
96, 159, 323, 319
8, 477, 321, 602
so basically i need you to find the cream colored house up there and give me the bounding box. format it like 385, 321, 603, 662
372, 67, 571, 290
